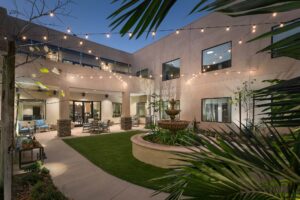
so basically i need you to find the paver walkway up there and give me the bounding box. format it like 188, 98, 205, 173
35, 126, 168, 200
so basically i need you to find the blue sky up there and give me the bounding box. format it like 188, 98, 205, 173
1, 0, 208, 53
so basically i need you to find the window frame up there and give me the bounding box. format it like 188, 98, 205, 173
162, 58, 181, 81
201, 97, 232, 123
201, 41, 232, 73
136, 102, 146, 117
112, 102, 122, 118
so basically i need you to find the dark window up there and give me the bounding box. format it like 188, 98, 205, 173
202, 98, 231, 123
271, 18, 300, 58
136, 102, 146, 117
202, 42, 232, 73
113, 103, 122, 118
136, 69, 149, 78
162, 59, 180, 81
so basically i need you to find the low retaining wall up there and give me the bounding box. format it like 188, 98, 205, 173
131, 133, 197, 169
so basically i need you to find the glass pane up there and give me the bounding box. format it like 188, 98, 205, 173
137, 102, 146, 117
84, 102, 92, 123
136, 69, 149, 78
113, 103, 122, 117
202, 98, 231, 123
74, 102, 83, 125
93, 102, 101, 120
202, 42, 231, 72
69, 101, 73, 120
162, 59, 180, 81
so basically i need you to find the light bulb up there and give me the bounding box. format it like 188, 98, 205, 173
88, 50, 92, 54
128, 32, 132, 37
43, 36, 47, 41
238, 40, 243, 44
95, 57, 99, 60
106, 33, 110, 38
272, 12, 277, 17
79, 41, 83, 45
22, 36, 27, 40
226, 27, 230, 31
200, 28, 204, 33
175, 30, 180, 34
49, 11, 54, 17
63, 35, 67, 40
85, 34, 89, 39
67, 27, 71, 33
280, 23, 284, 28
151, 31, 156, 36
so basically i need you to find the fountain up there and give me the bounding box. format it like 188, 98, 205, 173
157, 98, 189, 133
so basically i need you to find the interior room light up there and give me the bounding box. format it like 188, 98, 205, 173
99, 76, 103, 79
4, 36, 7, 40
90, 76, 93, 79
80, 76, 84, 79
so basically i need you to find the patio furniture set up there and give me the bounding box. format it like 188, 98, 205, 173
82, 119, 111, 134
18, 119, 50, 135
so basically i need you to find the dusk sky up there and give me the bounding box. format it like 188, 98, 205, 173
0, 0, 209, 53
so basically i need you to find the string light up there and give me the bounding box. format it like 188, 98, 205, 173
63, 35, 67, 39
22, 36, 27, 40
80, 76, 84, 79
226, 27, 230, 31
43, 36, 47, 41
99, 76, 103, 79
79, 41, 83, 45
237, 71, 241, 74
238, 40, 243, 44
272, 12, 277, 17
280, 23, 284, 28
175, 29, 180, 34
252, 25, 257, 29
129, 75, 132, 79
88, 50, 92, 54
200, 28, 204, 33
85, 34, 89, 39
106, 33, 110, 38
4, 36, 7, 40
67, 27, 71, 33
109, 76, 112, 79
151, 31, 156, 36
128, 32, 132, 37
252, 29, 256, 33
95, 57, 99, 60
49, 11, 54, 17
90, 76, 93, 79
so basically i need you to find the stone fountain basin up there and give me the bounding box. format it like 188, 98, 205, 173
165, 109, 180, 116
131, 133, 199, 168
157, 120, 189, 131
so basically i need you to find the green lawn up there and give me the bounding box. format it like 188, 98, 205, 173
63, 131, 170, 191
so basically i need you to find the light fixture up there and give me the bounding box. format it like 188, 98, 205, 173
128, 32, 132, 37
63, 35, 67, 40
272, 12, 277, 17
214, 72, 218, 75
252, 25, 257, 29
219, 56, 223, 59
49, 11, 54, 17
238, 40, 243, 44
88, 50, 92, 54
22, 36, 27, 40
200, 28, 204, 33
206, 51, 214, 54
175, 29, 180, 34
280, 23, 284, 28
43, 36, 47, 41
106, 33, 110, 38
99, 76, 103, 79
252, 29, 256, 33
226, 27, 230, 31
67, 27, 71, 33
79, 41, 83, 45
151, 31, 156, 36
85, 34, 89, 39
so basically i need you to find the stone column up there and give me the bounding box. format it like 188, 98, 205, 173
121, 91, 132, 130
57, 86, 71, 137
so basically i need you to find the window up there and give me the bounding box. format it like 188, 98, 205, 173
202, 98, 231, 123
162, 59, 180, 81
202, 42, 232, 73
113, 103, 122, 118
136, 102, 146, 117
271, 19, 300, 58
136, 68, 149, 78
18, 100, 46, 120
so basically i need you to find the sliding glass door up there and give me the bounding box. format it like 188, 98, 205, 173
69, 101, 101, 126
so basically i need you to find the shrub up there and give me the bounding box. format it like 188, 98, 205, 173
31, 181, 67, 200
21, 172, 43, 185
23, 161, 42, 173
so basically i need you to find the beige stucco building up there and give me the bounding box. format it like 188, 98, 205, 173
0, 7, 299, 132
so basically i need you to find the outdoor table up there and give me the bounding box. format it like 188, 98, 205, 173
19, 141, 45, 169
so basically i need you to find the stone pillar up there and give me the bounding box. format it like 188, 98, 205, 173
57, 86, 71, 137
121, 91, 132, 130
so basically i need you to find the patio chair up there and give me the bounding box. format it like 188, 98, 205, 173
102, 120, 111, 132
82, 118, 93, 133
90, 120, 102, 134
35, 119, 50, 132
18, 122, 34, 136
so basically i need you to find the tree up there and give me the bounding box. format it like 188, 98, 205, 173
0, 1, 71, 199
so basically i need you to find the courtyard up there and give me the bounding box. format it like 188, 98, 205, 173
0, 0, 300, 200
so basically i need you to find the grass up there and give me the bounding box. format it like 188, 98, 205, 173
63, 131, 170, 191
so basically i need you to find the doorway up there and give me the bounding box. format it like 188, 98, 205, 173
69, 101, 101, 126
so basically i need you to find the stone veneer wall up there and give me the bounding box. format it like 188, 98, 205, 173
57, 119, 71, 137
121, 117, 132, 130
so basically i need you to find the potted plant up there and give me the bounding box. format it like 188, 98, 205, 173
22, 139, 34, 149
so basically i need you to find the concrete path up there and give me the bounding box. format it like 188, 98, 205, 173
35, 126, 168, 200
